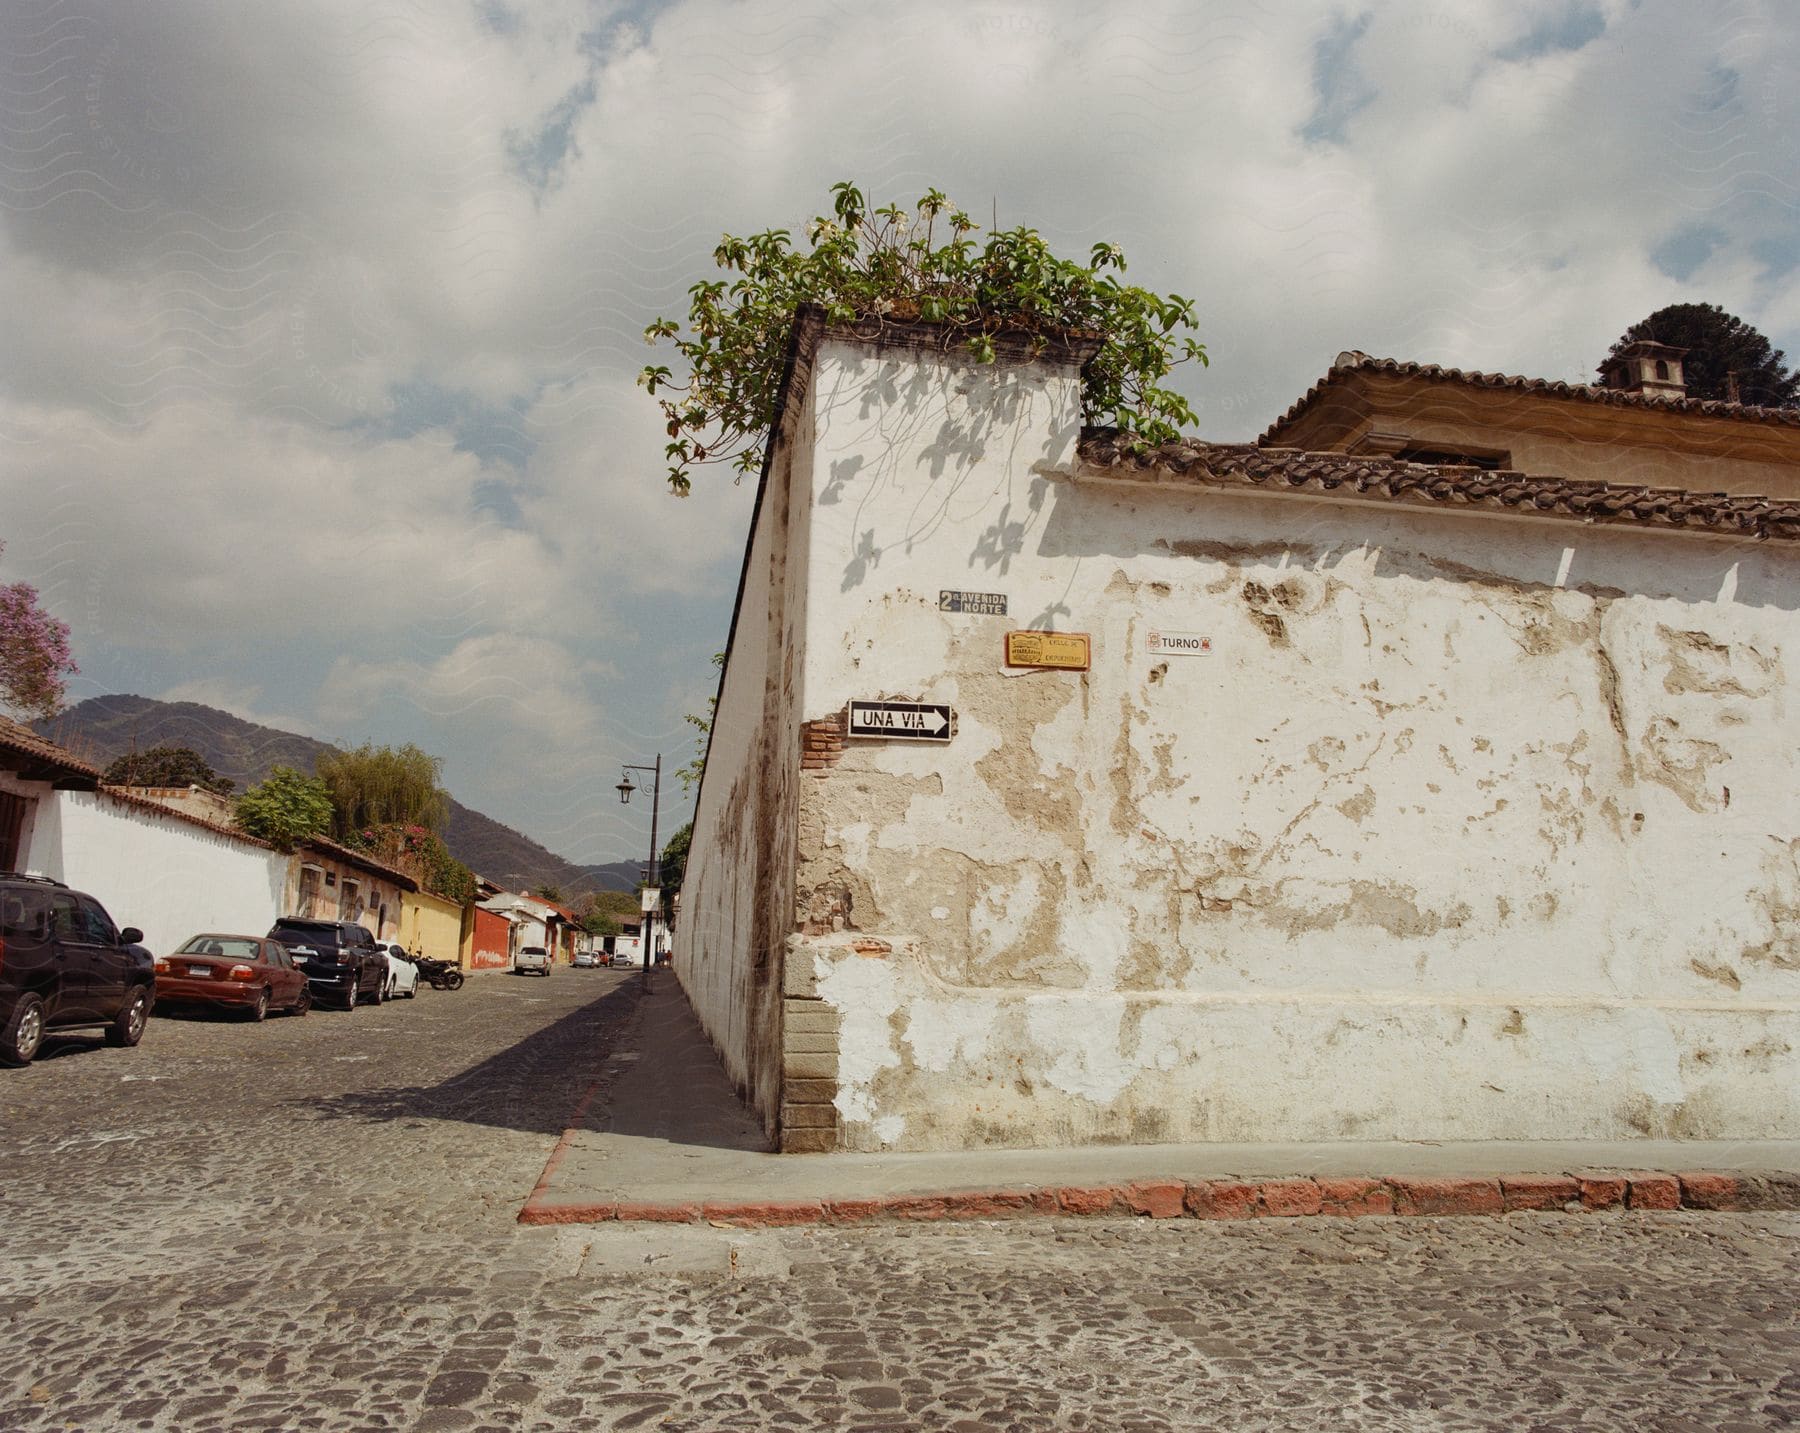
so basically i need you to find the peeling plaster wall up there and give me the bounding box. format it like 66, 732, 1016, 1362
796, 339, 1800, 1151
675, 374, 814, 1138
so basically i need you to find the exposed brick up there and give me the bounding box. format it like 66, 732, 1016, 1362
850, 938, 891, 955
782, 955, 818, 999
1122, 1180, 1186, 1219
784, 1031, 840, 1055
782, 1051, 838, 1080
1316, 1178, 1393, 1217
1501, 1175, 1581, 1213
797, 713, 848, 771
1740, 1172, 1800, 1211
783, 1077, 837, 1103
1186, 1180, 1259, 1220
881, 1195, 951, 1221
1391, 1177, 1503, 1217
939, 1190, 1050, 1219
1574, 1173, 1627, 1210
701, 1200, 825, 1227
1258, 1179, 1323, 1217
780, 1126, 836, 1154
1055, 1186, 1124, 1217
824, 1197, 886, 1223
1677, 1172, 1740, 1211
779, 1102, 837, 1129
614, 1201, 701, 1223
1626, 1173, 1680, 1210
517, 1201, 616, 1225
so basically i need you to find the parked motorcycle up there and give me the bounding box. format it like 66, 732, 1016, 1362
402, 953, 465, 990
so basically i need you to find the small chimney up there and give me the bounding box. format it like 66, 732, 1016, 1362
1725, 371, 1740, 404
1598, 340, 1688, 399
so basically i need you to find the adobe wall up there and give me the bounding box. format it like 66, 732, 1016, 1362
791, 338, 1800, 1151
675, 337, 817, 1141
30, 790, 291, 953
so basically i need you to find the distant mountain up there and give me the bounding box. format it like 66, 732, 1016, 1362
34, 695, 638, 895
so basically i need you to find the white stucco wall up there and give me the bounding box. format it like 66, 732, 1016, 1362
28, 790, 290, 953
676, 346, 817, 1135
792, 338, 1800, 1150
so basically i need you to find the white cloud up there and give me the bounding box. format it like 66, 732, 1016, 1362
3, 0, 1796, 860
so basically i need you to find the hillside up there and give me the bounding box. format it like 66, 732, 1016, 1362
34, 695, 638, 894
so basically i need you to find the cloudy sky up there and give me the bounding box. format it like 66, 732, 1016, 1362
3, 0, 1796, 867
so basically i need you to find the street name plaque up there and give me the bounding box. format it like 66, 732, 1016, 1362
1004, 630, 1091, 671
939, 589, 1008, 615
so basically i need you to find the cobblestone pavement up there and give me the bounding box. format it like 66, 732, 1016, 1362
2, 970, 1798, 1431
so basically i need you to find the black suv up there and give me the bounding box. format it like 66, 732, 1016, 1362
269, 918, 386, 1010
0, 872, 154, 1065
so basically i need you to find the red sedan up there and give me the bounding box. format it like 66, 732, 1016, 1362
153, 934, 311, 1022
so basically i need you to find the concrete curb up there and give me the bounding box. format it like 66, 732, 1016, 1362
518, 1168, 1800, 1228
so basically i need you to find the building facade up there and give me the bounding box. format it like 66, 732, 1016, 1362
678, 310, 1800, 1153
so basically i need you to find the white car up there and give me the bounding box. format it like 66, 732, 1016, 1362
381, 945, 420, 999
514, 945, 552, 976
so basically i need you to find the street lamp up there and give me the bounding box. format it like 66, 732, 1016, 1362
617, 754, 662, 972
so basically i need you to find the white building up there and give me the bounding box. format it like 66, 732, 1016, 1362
678, 307, 1800, 1153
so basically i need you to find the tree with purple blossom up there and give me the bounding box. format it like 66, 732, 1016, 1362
0, 542, 78, 720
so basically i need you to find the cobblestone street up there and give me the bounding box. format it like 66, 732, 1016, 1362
2, 969, 1797, 1431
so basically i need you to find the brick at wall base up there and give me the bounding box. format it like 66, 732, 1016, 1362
523, 1167, 1793, 1225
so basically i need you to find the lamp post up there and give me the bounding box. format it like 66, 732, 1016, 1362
616, 754, 662, 972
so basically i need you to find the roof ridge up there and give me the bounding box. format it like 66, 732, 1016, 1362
1260, 353, 1800, 446
1075, 430, 1800, 542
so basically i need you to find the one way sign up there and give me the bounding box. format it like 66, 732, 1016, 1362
848, 700, 954, 742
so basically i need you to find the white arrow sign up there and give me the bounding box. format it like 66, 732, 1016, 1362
848, 700, 954, 742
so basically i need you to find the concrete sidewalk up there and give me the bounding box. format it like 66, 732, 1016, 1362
521, 973, 1800, 1227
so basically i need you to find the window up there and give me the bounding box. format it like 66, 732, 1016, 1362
298, 865, 324, 918
339, 879, 360, 922
0, 790, 30, 872
0, 890, 45, 938
49, 894, 80, 939
1654, 359, 1669, 381
76, 897, 119, 944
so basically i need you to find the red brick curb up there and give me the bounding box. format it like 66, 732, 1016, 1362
517, 1169, 1800, 1228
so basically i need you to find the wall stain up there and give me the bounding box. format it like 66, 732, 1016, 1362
1690, 958, 1742, 990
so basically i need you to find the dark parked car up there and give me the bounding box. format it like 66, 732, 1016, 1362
154, 933, 311, 1021
268, 918, 386, 1010
0, 872, 154, 1066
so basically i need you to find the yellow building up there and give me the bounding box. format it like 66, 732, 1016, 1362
399, 886, 471, 968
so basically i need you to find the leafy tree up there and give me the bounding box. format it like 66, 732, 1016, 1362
104, 745, 234, 795
642, 181, 1207, 494
589, 889, 640, 919
347, 821, 474, 903
678, 652, 725, 791
235, 766, 333, 850
1601, 303, 1799, 407
314, 742, 450, 841
581, 908, 621, 938
659, 821, 692, 902
0, 541, 78, 720
530, 882, 565, 904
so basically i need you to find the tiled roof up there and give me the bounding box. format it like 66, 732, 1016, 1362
1075, 430, 1800, 543
300, 834, 418, 890
0, 716, 101, 783
1259, 351, 1800, 446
